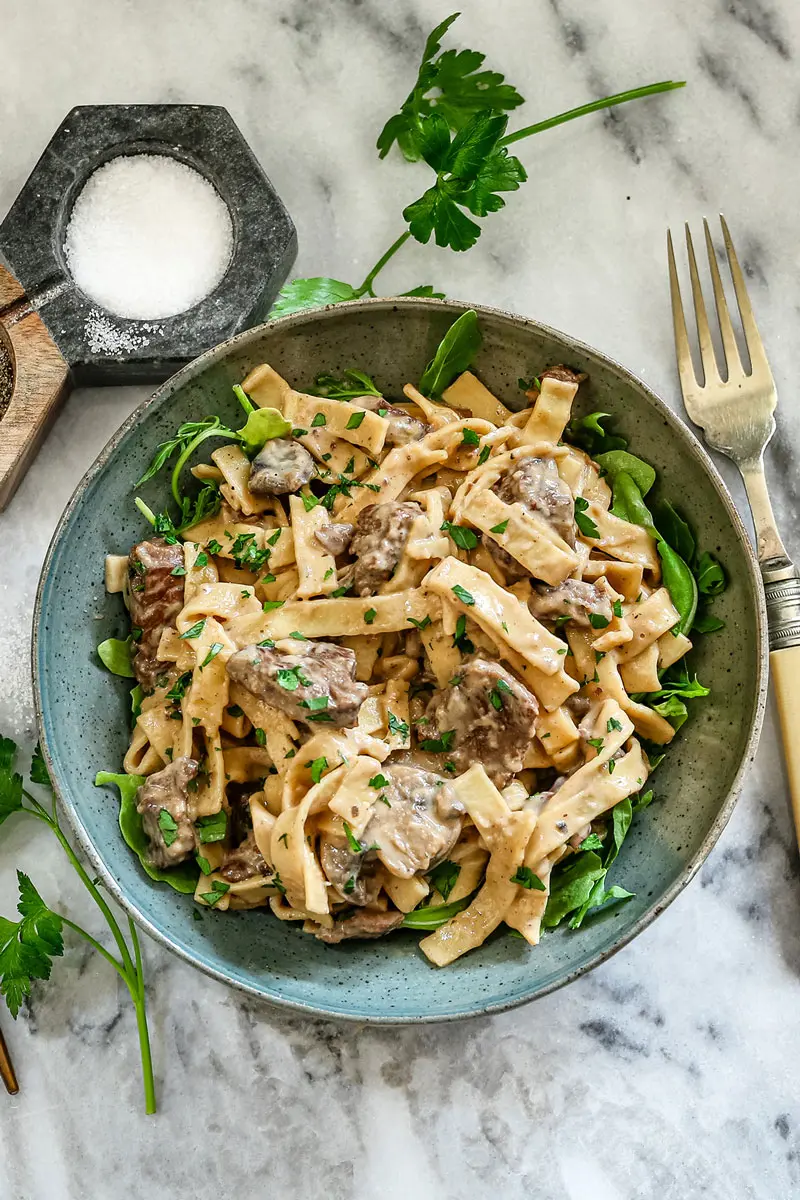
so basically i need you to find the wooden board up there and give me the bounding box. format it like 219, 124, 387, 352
0, 263, 71, 510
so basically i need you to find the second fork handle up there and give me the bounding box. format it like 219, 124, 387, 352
763, 560, 800, 846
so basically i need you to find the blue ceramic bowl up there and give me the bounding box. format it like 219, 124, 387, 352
34, 299, 767, 1021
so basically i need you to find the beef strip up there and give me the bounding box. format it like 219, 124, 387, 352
350, 501, 422, 596
314, 521, 354, 557
356, 394, 430, 447
313, 909, 405, 943
249, 436, 316, 495
319, 839, 382, 905
219, 831, 269, 883
423, 657, 539, 787
540, 364, 588, 385
494, 456, 575, 545
529, 579, 613, 627
362, 763, 463, 879
136, 757, 198, 868
128, 538, 185, 689
226, 640, 368, 728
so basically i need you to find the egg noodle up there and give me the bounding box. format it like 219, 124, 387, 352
101, 338, 707, 965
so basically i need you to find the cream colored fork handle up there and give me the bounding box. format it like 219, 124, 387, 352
770, 646, 800, 845
740, 458, 788, 564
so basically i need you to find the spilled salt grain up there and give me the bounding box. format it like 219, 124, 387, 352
84, 310, 159, 354
64, 154, 233, 321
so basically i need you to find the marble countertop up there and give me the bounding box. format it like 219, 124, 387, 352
2, 1, 800, 1196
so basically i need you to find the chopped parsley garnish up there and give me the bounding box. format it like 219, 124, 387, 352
170, 565, 187, 576
408, 615, 431, 630
206, 539, 223, 554
613, 599, 623, 618
589, 613, 610, 629
157, 809, 179, 847
346, 410, 366, 429
343, 877, 356, 895
165, 672, 192, 702
289, 630, 307, 640
453, 613, 474, 654
343, 821, 363, 854
461, 428, 480, 446
311, 413, 327, 427
428, 859, 461, 901
195, 551, 209, 567
301, 492, 319, 511
451, 583, 475, 607
587, 736, 605, 751
200, 642, 223, 669
331, 585, 352, 598
419, 729, 456, 753
364, 608, 377, 625
292, 427, 308, 438
607, 717, 623, 732
441, 521, 478, 550
378, 794, 391, 806
299, 695, 330, 712
196, 810, 228, 844
343, 456, 355, 475
258, 638, 276, 648
307, 756, 328, 785
201, 880, 230, 907
323, 568, 334, 580
254, 728, 266, 746
477, 445, 491, 465
489, 519, 509, 534
262, 600, 285, 612
278, 832, 289, 847
388, 711, 409, 739
196, 854, 212, 875
574, 496, 600, 539
266, 529, 283, 546
277, 666, 311, 691
510, 866, 546, 891
180, 620, 206, 640
369, 774, 389, 789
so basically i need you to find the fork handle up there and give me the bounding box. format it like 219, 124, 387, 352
763, 560, 800, 845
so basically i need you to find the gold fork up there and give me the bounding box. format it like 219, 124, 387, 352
668, 214, 800, 838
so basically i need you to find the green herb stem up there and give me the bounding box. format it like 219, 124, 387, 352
356, 230, 412, 296
500, 81, 685, 146
59, 916, 130, 982
129, 916, 156, 1116
170, 426, 237, 507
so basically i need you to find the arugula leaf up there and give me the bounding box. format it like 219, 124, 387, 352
650, 694, 689, 732
94, 773, 198, 894
419, 310, 482, 396
97, 637, 135, 679
270, 277, 359, 319
568, 880, 634, 930
308, 369, 382, 400
428, 859, 461, 901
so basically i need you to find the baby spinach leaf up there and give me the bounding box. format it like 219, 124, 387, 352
595, 450, 656, 496
609, 471, 656, 534
402, 893, 474, 929
658, 541, 698, 635
418, 309, 482, 396
237, 407, 291, 454
692, 611, 725, 634
566, 411, 627, 456
696, 551, 726, 596
97, 637, 135, 679
94, 773, 198, 894
543, 852, 606, 928
653, 499, 695, 563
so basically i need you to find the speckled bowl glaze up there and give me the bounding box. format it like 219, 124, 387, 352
34, 299, 767, 1022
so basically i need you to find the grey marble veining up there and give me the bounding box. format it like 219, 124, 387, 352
1, 0, 800, 1197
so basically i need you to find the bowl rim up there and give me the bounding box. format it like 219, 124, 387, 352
32, 295, 769, 1022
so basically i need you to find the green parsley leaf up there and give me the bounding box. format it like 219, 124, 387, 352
196, 854, 212, 876
607, 717, 623, 733
270, 277, 359, 320
170, 565, 187, 576
206, 539, 223, 554
477, 445, 490, 465
194, 550, 209, 567
408, 616, 432, 630
612, 599, 623, 618
200, 642, 223, 669
346, 410, 366, 430
179, 620, 206, 640
418, 730, 456, 752
369, 774, 389, 789
489, 519, 509, 534
201, 880, 231, 907
254, 728, 267, 746
262, 600, 285, 612
196, 810, 228, 844
364, 608, 377, 625
510, 866, 546, 891
574, 496, 600, 539
461, 427, 480, 446
157, 809, 179, 847
441, 521, 478, 550
30, 744, 50, 787
589, 613, 610, 630
428, 859, 461, 901
165, 672, 192, 703
342, 821, 363, 854
311, 413, 327, 428
451, 583, 475, 606
587, 736, 605, 751
307, 757, 328, 785
388, 711, 410, 740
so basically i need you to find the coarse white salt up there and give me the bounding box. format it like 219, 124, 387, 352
64, 154, 234, 320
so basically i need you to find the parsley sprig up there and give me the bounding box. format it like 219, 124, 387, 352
272, 13, 684, 317
0, 738, 156, 1113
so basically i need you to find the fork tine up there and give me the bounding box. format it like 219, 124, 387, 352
719, 214, 769, 373
685, 223, 721, 387
667, 229, 699, 398
703, 217, 743, 379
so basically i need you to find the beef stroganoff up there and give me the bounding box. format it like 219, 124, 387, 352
97, 312, 723, 964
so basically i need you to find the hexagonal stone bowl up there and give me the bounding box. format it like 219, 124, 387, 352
0, 104, 296, 384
